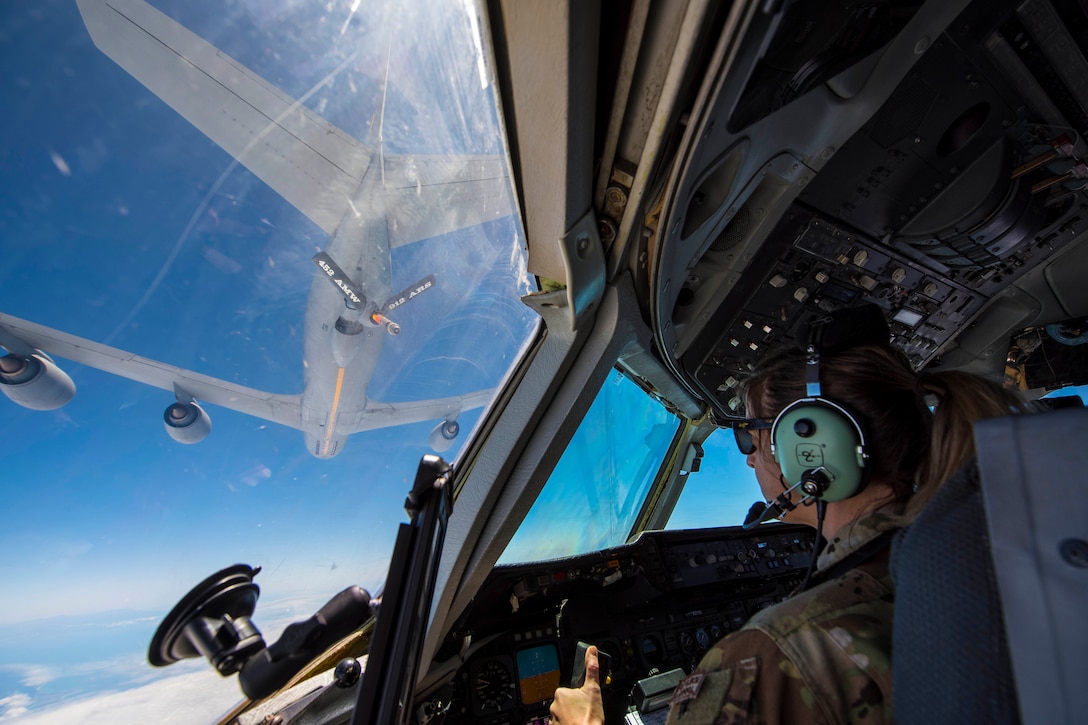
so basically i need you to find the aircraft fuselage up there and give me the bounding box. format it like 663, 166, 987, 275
301, 160, 392, 458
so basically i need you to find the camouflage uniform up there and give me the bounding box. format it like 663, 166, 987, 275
665, 507, 905, 725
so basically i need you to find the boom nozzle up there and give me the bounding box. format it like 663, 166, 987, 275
370, 313, 401, 335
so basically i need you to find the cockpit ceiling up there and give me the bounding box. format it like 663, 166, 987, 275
651, 0, 1088, 419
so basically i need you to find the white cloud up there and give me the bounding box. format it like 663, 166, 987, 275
7, 670, 241, 725
6, 653, 205, 695
65, 655, 159, 688
102, 616, 159, 629
0, 666, 56, 688
0, 539, 391, 625
47, 152, 71, 177
240, 463, 272, 488
0, 590, 357, 724
0, 693, 31, 721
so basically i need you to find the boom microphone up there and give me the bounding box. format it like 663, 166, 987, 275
741, 479, 809, 529
743, 500, 769, 527
742, 499, 787, 529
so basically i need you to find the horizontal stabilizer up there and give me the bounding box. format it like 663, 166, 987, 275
382, 154, 513, 246
353, 387, 494, 433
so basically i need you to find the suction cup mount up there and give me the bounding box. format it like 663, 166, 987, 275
148, 563, 375, 700
149, 563, 264, 674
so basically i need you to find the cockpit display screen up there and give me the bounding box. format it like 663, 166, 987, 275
515, 644, 561, 705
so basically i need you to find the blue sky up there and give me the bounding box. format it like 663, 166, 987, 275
502, 370, 764, 563
0, 0, 536, 719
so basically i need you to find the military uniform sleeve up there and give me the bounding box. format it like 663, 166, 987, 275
665, 628, 833, 725
664, 558, 896, 725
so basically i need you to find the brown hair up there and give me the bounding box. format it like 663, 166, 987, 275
908, 369, 1027, 515
741, 342, 1025, 512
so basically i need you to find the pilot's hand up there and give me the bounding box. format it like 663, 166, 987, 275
549, 645, 604, 725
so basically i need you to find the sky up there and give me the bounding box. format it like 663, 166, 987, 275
501, 369, 763, 563
0, 0, 537, 720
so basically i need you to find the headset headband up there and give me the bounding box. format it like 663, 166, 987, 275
774, 305, 888, 501
805, 344, 822, 397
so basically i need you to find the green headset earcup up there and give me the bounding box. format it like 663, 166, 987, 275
771, 399, 868, 502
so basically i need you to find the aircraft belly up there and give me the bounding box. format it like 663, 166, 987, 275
325, 169, 393, 305
300, 304, 384, 456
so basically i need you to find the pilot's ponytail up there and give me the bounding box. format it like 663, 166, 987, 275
908, 370, 1028, 517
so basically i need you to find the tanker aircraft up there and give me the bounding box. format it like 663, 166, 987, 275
0, 0, 513, 458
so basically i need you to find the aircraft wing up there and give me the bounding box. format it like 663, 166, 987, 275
0, 313, 305, 431
352, 388, 495, 433
382, 154, 514, 246
76, 0, 372, 237
78, 0, 514, 248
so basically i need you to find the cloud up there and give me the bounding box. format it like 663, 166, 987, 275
47, 152, 71, 177
63, 655, 159, 688
0, 693, 30, 721
3, 655, 171, 699
101, 616, 159, 629
0, 666, 56, 688
6, 670, 241, 725
241, 464, 272, 488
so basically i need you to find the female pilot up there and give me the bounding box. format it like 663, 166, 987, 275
550, 323, 1022, 724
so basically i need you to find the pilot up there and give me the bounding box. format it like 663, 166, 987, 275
550, 316, 1023, 724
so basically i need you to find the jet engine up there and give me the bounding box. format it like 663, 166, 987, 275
0, 353, 76, 410
428, 418, 459, 452
163, 401, 212, 444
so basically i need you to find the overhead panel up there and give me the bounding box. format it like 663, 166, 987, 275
676, 0, 1088, 419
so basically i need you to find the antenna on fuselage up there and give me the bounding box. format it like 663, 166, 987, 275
311, 41, 438, 337
378, 41, 392, 189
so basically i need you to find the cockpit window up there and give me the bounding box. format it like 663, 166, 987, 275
0, 0, 535, 719
665, 428, 764, 530
500, 369, 681, 563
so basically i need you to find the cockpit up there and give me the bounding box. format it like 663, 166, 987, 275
2, 0, 1087, 723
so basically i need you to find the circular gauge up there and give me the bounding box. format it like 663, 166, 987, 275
473, 659, 515, 714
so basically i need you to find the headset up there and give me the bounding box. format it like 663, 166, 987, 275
743, 305, 885, 528
769, 352, 870, 503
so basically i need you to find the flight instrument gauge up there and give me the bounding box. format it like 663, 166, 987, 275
473, 658, 516, 714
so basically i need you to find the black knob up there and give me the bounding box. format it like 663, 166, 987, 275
334, 658, 362, 688
793, 418, 816, 437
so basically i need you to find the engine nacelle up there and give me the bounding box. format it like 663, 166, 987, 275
163, 401, 212, 444
428, 418, 459, 452
0, 353, 76, 410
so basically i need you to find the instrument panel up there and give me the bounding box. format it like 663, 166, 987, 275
427, 522, 816, 724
